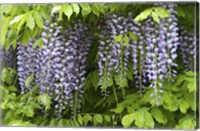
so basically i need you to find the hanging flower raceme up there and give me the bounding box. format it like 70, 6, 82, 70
154, 2, 179, 79
62, 21, 92, 115
143, 17, 163, 105
179, 28, 196, 71
0, 47, 16, 69
36, 19, 57, 96
17, 39, 37, 94
127, 13, 148, 92
98, 14, 118, 93
98, 13, 132, 93
140, 3, 179, 105
17, 17, 92, 117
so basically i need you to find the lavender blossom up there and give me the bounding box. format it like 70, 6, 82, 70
98, 14, 131, 93
0, 47, 16, 69
140, 3, 180, 105
154, 2, 179, 79
17, 40, 37, 94
179, 28, 196, 71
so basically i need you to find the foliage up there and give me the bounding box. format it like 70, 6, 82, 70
0, 2, 198, 129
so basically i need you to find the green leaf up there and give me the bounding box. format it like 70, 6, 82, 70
162, 92, 179, 111
126, 106, 135, 113
1, 100, 8, 109
91, 70, 99, 90
176, 114, 196, 129
175, 6, 186, 17
93, 114, 103, 125
51, 5, 62, 14
184, 92, 196, 111
10, 14, 24, 25
104, 115, 110, 123
32, 38, 44, 50
134, 108, 154, 128
25, 76, 33, 87
124, 35, 129, 46
50, 119, 56, 127
111, 106, 124, 114
153, 7, 170, 18
8, 86, 17, 92
24, 105, 34, 117
7, 101, 16, 110
95, 98, 105, 108
37, 93, 51, 111
34, 11, 43, 28
91, 5, 100, 17
150, 108, 167, 124
26, 14, 35, 31
122, 113, 135, 128
114, 73, 128, 88
80, 4, 91, 16
71, 3, 80, 16
58, 119, 65, 127
128, 32, 138, 42
20, 29, 31, 45
17, 16, 26, 31
30, 101, 40, 109
1, 17, 9, 45
185, 71, 196, 77
151, 12, 160, 24
134, 8, 152, 22
77, 114, 83, 125
101, 76, 113, 90
179, 99, 190, 114
187, 81, 196, 92
1, 68, 11, 84
40, 7, 49, 19
83, 113, 92, 126
63, 5, 73, 20
9, 120, 35, 126
114, 34, 123, 44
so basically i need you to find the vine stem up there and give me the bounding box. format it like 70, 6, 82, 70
112, 85, 118, 104
72, 91, 78, 127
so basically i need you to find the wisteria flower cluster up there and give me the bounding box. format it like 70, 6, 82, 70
179, 27, 196, 71
17, 39, 37, 94
143, 3, 179, 105
97, 3, 180, 105
0, 47, 16, 69
16, 16, 92, 116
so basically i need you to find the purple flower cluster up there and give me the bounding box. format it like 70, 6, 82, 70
179, 28, 196, 71
98, 3, 180, 105
16, 15, 92, 116
128, 13, 147, 91
0, 47, 16, 69
54, 20, 92, 116
17, 39, 37, 94
14, 15, 90, 116
141, 3, 179, 105
98, 14, 132, 91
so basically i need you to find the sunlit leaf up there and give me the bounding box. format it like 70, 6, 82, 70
63, 5, 73, 20
71, 3, 80, 16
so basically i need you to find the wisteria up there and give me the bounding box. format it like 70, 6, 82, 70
128, 13, 147, 92
0, 47, 16, 69
17, 40, 37, 94
98, 14, 132, 91
179, 28, 196, 71
97, 3, 180, 105
139, 3, 179, 105
15, 14, 92, 116
5, 2, 195, 120
54, 20, 92, 116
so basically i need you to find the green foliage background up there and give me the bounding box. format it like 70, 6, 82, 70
0, 3, 198, 129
